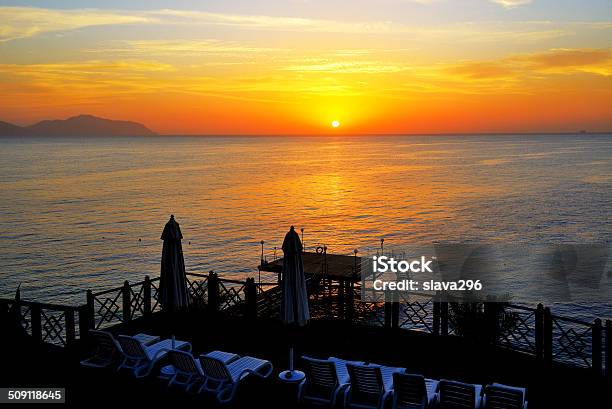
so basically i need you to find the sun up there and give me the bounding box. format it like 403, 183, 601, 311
331, 120, 340, 128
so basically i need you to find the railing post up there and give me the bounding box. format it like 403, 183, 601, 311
338, 280, 345, 320
346, 281, 355, 323
31, 304, 42, 342
78, 305, 92, 342
122, 280, 131, 324
535, 303, 544, 360
143, 276, 152, 318
433, 295, 440, 336
484, 300, 496, 345
605, 320, 611, 378
244, 278, 257, 320
86, 290, 95, 330
592, 318, 603, 376
441, 301, 449, 336
544, 307, 553, 364
391, 292, 400, 329
384, 290, 392, 329
208, 271, 219, 313
65, 308, 75, 346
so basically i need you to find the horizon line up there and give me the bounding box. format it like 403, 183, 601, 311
149, 131, 612, 137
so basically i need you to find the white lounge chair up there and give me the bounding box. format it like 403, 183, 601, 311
482, 383, 527, 409
198, 354, 273, 404
165, 349, 239, 391
329, 356, 364, 382
116, 334, 191, 378
436, 379, 482, 409
391, 373, 439, 409
345, 363, 391, 409
298, 356, 351, 407
80, 330, 121, 369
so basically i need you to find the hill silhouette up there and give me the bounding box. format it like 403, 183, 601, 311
0, 120, 30, 136
0, 115, 156, 137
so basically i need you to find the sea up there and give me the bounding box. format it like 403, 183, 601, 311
0, 134, 610, 321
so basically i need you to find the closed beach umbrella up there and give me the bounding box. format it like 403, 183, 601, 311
281, 226, 310, 325
280, 226, 310, 375
159, 215, 189, 312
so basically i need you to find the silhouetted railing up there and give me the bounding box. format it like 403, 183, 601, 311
0, 298, 84, 347
2, 272, 610, 378
88, 276, 161, 330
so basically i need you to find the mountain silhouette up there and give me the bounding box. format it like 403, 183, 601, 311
0, 120, 30, 136
0, 115, 156, 137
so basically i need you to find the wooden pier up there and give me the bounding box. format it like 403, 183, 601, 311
258, 250, 361, 282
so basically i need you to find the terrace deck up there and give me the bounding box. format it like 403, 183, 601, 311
1, 266, 610, 408
2, 313, 607, 408
259, 251, 361, 282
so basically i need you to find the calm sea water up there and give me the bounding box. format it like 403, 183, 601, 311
0, 135, 610, 320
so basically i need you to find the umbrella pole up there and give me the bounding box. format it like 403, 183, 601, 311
289, 346, 294, 372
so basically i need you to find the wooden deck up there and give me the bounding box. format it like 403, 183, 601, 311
259, 251, 361, 282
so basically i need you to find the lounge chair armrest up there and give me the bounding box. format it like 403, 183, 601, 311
152, 347, 169, 361
343, 385, 352, 409
239, 367, 260, 380
331, 383, 350, 407
432, 392, 440, 407
241, 360, 273, 379
297, 378, 307, 402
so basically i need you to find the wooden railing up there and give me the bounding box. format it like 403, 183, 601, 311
88, 276, 162, 330
0, 298, 85, 347
2, 272, 611, 378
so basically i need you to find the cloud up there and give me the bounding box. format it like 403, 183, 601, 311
0, 60, 175, 98
281, 60, 407, 74
400, 0, 439, 4
0, 7, 151, 42
516, 48, 612, 76
0, 6, 587, 44
0, 7, 430, 42
520, 48, 611, 68
148, 9, 407, 34
491, 0, 533, 9
447, 48, 612, 81
448, 62, 516, 79
99, 39, 287, 57
0, 60, 173, 80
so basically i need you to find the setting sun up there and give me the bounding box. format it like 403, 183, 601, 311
331, 120, 340, 128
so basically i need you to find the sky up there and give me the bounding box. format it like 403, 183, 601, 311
0, 0, 611, 134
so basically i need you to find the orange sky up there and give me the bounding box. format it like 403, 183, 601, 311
0, 2, 611, 134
